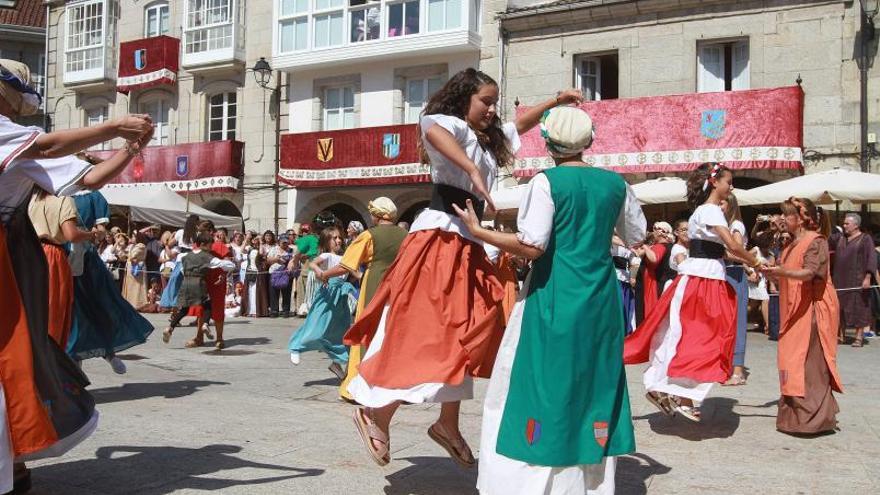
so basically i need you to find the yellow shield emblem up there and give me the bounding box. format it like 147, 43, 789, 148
317, 138, 334, 162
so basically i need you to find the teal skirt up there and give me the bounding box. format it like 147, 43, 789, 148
287, 278, 356, 365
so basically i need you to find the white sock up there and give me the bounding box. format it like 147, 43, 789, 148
289, 352, 300, 365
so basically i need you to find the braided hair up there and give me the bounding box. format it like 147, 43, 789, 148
781, 197, 830, 237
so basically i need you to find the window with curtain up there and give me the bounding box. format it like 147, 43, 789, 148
698, 40, 749, 93
144, 2, 170, 37
405, 76, 443, 123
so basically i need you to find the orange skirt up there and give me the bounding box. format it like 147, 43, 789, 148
0, 226, 58, 455
43, 243, 74, 349
344, 229, 505, 389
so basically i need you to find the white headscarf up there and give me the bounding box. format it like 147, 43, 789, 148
540, 106, 595, 158
0, 59, 41, 117
368, 197, 398, 222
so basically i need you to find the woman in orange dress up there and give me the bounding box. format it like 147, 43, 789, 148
763, 197, 843, 435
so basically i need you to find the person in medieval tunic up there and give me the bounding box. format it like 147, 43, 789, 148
832, 212, 877, 347
764, 197, 843, 435
0, 58, 153, 494
318, 197, 408, 401
454, 106, 646, 494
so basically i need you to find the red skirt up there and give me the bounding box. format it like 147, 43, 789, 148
43, 243, 74, 349
344, 229, 505, 389
624, 275, 737, 384
206, 268, 227, 323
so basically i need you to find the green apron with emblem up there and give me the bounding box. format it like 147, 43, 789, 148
496, 166, 636, 466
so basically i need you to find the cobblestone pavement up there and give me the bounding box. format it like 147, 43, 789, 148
26, 313, 880, 494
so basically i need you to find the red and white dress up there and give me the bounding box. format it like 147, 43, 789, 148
624, 204, 737, 401
344, 114, 520, 407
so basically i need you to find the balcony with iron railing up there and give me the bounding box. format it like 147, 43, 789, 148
272, 0, 482, 71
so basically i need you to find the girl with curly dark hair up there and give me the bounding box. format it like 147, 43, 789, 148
625, 163, 760, 423
345, 67, 583, 468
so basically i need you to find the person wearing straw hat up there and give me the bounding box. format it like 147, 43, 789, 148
0, 58, 153, 494
454, 105, 646, 494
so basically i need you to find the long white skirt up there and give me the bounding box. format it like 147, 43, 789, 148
642, 275, 714, 402
347, 306, 473, 408
477, 277, 616, 495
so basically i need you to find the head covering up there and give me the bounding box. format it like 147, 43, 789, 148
129, 243, 146, 262
368, 197, 398, 221
653, 221, 673, 237
347, 220, 365, 235
540, 106, 595, 159
0, 59, 41, 117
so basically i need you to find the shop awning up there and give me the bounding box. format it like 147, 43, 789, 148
117, 36, 180, 94
515, 86, 804, 176
100, 185, 242, 229
91, 140, 243, 193
278, 124, 429, 188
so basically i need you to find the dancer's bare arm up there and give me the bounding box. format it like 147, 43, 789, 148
20, 115, 153, 160
452, 199, 543, 260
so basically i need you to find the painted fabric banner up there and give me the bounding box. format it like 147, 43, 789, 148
514, 86, 804, 176
117, 36, 180, 94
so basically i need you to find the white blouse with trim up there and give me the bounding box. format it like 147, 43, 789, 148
0, 116, 92, 219
677, 203, 728, 281
515, 173, 646, 252
411, 114, 521, 243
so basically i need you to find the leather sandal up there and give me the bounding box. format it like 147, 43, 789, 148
427, 423, 475, 469
353, 408, 390, 466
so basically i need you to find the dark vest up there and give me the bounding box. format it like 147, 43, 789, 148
362, 224, 407, 305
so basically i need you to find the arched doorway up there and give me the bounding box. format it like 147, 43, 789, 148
322, 202, 366, 230
398, 200, 430, 226
201, 199, 242, 218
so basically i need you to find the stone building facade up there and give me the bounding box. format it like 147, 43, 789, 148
43, 0, 283, 230
482, 0, 879, 216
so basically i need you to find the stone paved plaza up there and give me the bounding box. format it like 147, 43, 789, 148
26, 313, 880, 494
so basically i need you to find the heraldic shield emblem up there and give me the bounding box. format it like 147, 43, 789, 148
700, 109, 726, 140
382, 133, 400, 159
317, 138, 334, 162
134, 49, 147, 71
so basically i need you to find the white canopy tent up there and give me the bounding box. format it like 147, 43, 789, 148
99, 185, 242, 229
736, 168, 880, 206
630, 177, 687, 205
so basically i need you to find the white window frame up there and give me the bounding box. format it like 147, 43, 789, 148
183, 0, 235, 55
144, 2, 171, 37
322, 85, 355, 130
278, 0, 310, 52
64, 0, 116, 79
404, 75, 442, 123
697, 39, 749, 93
139, 95, 171, 146
575, 55, 601, 101
208, 91, 238, 141
275, 0, 473, 54
85, 105, 110, 150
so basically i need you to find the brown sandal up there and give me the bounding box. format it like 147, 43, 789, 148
352, 408, 390, 466
184, 338, 204, 348
851, 338, 864, 348
427, 423, 475, 469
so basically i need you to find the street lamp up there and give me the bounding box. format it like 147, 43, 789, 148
251, 57, 273, 89
250, 57, 283, 231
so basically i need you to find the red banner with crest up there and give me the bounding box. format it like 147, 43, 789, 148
117, 36, 180, 95
514, 86, 804, 177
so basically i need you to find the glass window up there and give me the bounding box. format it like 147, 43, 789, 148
578, 58, 599, 101
698, 40, 749, 93
350, 1, 381, 43
314, 12, 344, 48
388, 0, 419, 37
281, 0, 309, 16
427, 0, 461, 32
280, 17, 309, 52
85, 106, 109, 150
323, 86, 355, 130
139, 98, 171, 146
185, 0, 234, 54
405, 76, 443, 123
208, 92, 237, 141
145, 3, 170, 37
65, 0, 106, 73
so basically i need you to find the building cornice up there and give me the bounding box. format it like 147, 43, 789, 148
0, 24, 44, 40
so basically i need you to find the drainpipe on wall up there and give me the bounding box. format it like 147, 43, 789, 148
274, 70, 282, 232
43, 4, 50, 131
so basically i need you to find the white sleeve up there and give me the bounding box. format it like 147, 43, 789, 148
516, 174, 554, 251
0, 118, 41, 169
701, 204, 728, 227
484, 243, 501, 263
100, 245, 116, 262
616, 183, 647, 247
502, 122, 522, 154
19, 156, 93, 197
209, 257, 236, 271
731, 220, 747, 242
420, 114, 469, 143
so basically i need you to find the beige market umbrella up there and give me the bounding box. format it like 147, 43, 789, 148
736, 168, 880, 206
630, 177, 687, 205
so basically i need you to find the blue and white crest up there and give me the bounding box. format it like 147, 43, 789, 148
176, 155, 188, 178
700, 109, 726, 140
382, 133, 400, 159
134, 49, 147, 71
